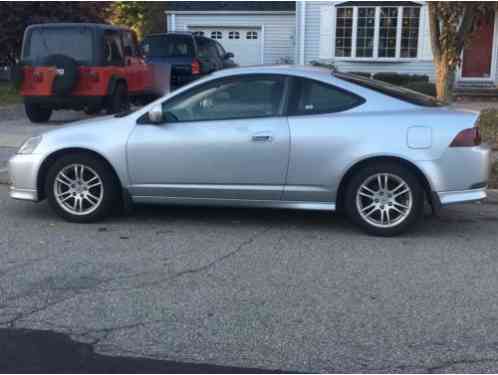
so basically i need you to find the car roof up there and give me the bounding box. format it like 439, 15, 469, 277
210, 64, 334, 79
25, 23, 130, 32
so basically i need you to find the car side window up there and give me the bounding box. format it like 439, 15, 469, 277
215, 42, 226, 58
160, 75, 286, 122
122, 31, 136, 57
196, 38, 209, 59
206, 40, 220, 60
104, 30, 124, 65
289, 77, 365, 115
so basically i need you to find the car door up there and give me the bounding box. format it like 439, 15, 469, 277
127, 74, 291, 201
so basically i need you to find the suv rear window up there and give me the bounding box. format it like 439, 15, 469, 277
23, 26, 94, 65
333, 72, 444, 107
142, 35, 195, 58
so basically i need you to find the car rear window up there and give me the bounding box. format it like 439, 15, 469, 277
23, 26, 94, 65
142, 35, 195, 58
333, 72, 444, 107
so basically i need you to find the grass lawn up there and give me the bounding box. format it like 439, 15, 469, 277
0, 82, 21, 106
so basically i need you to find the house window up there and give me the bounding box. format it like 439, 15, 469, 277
193, 31, 204, 37
401, 7, 420, 58
246, 31, 258, 40
211, 31, 222, 39
335, 4, 421, 59
228, 31, 240, 39
356, 7, 375, 57
335, 7, 353, 57
379, 7, 397, 57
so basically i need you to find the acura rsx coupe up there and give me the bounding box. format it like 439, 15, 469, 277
8, 65, 492, 236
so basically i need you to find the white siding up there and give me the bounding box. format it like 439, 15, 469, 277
296, 1, 438, 80
170, 13, 296, 65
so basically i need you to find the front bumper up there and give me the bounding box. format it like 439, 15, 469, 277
8, 153, 44, 202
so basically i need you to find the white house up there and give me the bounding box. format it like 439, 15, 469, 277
296, 1, 498, 88
165, 2, 296, 66
166, 1, 498, 89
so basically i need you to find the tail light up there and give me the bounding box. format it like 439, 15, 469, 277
450, 127, 482, 147
191, 59, 201, 75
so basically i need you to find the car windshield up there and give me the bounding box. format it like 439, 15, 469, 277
333, 72, 444, 107
142, 35, 195, 58
23, 26, 94, 65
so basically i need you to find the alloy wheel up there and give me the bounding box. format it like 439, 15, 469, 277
355, 173, 413, 228
53, 164, 104, 216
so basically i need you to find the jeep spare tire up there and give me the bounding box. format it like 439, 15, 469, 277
11, 64, 24, 90
43, 54, 79, 96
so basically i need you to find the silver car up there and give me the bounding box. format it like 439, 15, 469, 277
8, 66, 492, 236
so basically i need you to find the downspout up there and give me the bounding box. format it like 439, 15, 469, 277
171, 14, 176, 32
299, 1, 306, 64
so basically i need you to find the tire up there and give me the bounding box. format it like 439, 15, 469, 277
45, 153, 120, 223
25, 103, 52, 123
42, 54, 79, 96
106, 83, 130, 114
344, 162, 424, 236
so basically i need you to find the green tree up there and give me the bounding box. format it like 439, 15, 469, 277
0, 2, 111, 65
110, 2, 168, 40
428, 2, 497, 102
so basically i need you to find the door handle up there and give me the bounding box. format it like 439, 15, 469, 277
251, 135, 273, 142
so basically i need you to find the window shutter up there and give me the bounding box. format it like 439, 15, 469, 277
319, 5, 334, 59
420, 5, 433, 60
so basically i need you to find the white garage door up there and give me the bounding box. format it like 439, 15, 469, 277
189, 27, 262, 66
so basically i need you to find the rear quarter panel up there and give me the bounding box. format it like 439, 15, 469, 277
284, 106, 479, 202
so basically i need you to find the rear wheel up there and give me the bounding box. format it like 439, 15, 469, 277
106, 83, 129, 114
25, 103, 52, 123
344, 162, 424, 236
45, 153, 120, 223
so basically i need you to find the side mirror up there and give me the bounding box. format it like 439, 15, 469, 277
148, 104, 163, 124
224, 52, 234, 60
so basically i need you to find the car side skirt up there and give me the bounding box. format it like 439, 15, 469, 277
132, 196, 336, 211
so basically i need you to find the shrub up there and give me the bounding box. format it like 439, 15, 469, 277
478, 109, 498, 149
348, 71, 371, 79
373, 72, 430, 86
403, 81, 437, 97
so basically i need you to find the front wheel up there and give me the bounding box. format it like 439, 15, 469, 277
25, 103, 52, 123
344, 163, 424, 236
45, 153, 120, 223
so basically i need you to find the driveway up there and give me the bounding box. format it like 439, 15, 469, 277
2, 184, 498, 372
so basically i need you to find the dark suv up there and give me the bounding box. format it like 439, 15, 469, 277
141, 32, 237, 89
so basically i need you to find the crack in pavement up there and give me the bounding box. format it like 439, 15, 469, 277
0, 226, 272, 330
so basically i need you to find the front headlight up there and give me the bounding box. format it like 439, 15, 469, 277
17, 135, 43, 155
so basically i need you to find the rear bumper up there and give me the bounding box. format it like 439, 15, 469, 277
436, 187, 487, 206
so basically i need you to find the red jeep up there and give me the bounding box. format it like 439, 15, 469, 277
14, 23, 159, 123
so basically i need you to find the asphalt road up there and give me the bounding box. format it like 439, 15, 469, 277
2, 184, 498, 373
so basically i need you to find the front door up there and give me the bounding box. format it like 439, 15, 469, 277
127, 74, 290, 201
461, 13, 495, 79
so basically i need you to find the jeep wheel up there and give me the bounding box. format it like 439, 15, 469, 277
107, 83, 130, 114
25, 103, 52, 123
